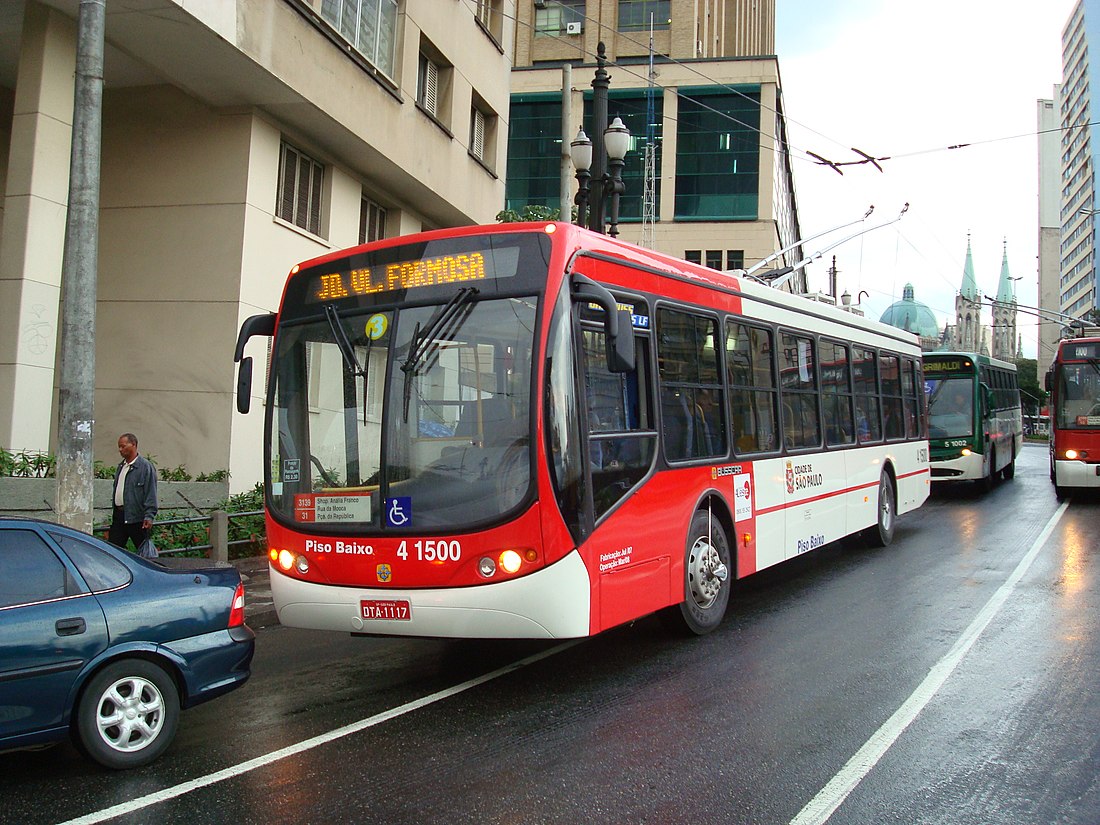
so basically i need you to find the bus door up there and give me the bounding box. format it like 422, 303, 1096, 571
577, 297, 661, 629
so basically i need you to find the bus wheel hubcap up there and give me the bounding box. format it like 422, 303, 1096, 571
689, 537, 726, 608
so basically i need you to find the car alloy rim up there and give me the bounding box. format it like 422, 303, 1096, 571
688, 536, 727, 609
95, 675, 165, 752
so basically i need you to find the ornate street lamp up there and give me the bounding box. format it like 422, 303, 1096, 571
569, 42, 630, 236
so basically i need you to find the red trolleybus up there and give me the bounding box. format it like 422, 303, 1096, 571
234, 223, 930, 638
1045, 335, 1100, 499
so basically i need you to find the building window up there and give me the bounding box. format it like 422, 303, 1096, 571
726, 250, 744, 270
618, 0, 670, 31
359, 196, 387, 245
684, 250, 702, 264
277, 141, 324, 236
469, 100, 497, 169
504, 94, 563, 214
475, 0, 503, 40
582, 89, 663, 222
705, 250, 722, 270
675, 87, 761, 220
535, 0, 584, 36
418, 53, 441, 118
319, 0, 398, 78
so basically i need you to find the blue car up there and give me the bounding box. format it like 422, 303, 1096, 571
0, 518, 255, 769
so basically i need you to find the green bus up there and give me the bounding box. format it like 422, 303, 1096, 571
923, 352, 1022, 490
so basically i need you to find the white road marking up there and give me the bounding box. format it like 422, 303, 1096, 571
790, 501, 1070, 825
60, 640, 580, 825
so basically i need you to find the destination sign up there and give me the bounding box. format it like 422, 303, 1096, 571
924, 357, 972, 374
1065, 341, 1100, 360
309, 252, 493, 302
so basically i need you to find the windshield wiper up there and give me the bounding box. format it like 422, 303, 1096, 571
324, 303, 372, 423
401, 287, 479, 421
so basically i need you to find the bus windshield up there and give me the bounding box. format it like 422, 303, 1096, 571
267, 295, 537, 531
926, 377, 974, 438
1054, 361, 1100, 429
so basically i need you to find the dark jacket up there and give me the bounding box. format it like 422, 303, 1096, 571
113, 455, 158, 524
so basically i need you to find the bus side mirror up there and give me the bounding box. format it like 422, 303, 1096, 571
570, 274, 636, 373
236, 357, 254, 414
234, 312, 277, 415
1044, 372, 1052, 392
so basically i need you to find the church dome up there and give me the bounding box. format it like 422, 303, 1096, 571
878, 283, 940, 338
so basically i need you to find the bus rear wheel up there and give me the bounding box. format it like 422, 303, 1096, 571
660, 510, 731, 636
1001, 453, 1015, 480
861, 470, 896, 547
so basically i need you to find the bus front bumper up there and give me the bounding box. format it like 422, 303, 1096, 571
1054, 460, 1100, 490
270, 550, 592, 639
930, 451, 984, 481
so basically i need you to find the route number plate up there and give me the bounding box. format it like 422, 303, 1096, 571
360, 599, 411, 621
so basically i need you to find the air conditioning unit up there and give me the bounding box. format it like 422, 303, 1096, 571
566, 21, 583, 35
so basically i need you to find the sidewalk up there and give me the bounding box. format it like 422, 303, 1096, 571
232, 555, 279, 628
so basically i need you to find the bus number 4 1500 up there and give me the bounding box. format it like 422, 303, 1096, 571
396, 539, 462, 562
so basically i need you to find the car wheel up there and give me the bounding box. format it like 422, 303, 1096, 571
660, 510, 731, 635
76, 659, 180, 770
1002, 454, 1015, 480
862, 470, 896, 547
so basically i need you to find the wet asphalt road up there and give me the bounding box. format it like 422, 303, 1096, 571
3, 442, 1098, 825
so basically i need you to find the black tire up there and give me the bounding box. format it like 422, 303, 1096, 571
75, 659, 179, 770
975, 448, 995, 493
660, 510, 731, 635
862, 470, 896, 547
1002, 453, 1015, 480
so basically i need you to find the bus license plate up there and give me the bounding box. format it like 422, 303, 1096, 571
361, 599, 411, 621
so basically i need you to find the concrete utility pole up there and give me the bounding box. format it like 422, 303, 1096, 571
57, 0, 106, 532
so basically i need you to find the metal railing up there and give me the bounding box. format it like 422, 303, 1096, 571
96, 509, 263, 563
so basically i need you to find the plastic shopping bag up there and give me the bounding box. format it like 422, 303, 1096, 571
138, 538, 159, 559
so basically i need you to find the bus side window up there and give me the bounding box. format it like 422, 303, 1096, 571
779, 332, 820, 450
853, 347, 882, 442
725, 321, 778, 454
657, 308, 726, 462
820, 339, 854, 447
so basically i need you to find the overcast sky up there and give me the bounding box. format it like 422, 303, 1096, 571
775, 0, 1075, 359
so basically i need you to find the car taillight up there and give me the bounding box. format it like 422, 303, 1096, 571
229, 582, 246, 628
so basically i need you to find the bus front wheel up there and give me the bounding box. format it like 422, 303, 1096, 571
975, 448, 996, 493
660, 510, 731, 636
862, 470, 896, 547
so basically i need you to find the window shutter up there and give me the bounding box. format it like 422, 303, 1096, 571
471, 108, 485, 160
424, 59, 439, 116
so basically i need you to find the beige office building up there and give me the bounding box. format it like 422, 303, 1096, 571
508, 0, 804, 286
0, 0, 514, 490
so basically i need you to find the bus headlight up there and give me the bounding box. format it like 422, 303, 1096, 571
499, 550, 524, 574
960, 448, 972, 456
1065, 449, 1079, 460
275, 549, 308, 574
477, 557, 496, 578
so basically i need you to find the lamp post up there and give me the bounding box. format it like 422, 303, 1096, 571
569, 42, 630, 236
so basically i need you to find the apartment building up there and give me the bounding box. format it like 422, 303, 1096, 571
0, 0, 514, 489
1057, 1, 1100, 328
507, 0, 804, 288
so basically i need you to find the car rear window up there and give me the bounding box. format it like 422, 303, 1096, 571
49, 532, 132, 592
0, 529, 79, 607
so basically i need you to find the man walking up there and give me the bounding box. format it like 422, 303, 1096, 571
109, 433, 158, 551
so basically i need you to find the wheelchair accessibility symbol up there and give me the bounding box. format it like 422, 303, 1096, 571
386, 497, 412, 527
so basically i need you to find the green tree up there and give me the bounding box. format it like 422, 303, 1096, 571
496, 204, 562, 223
1014, 357, 1045, 412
